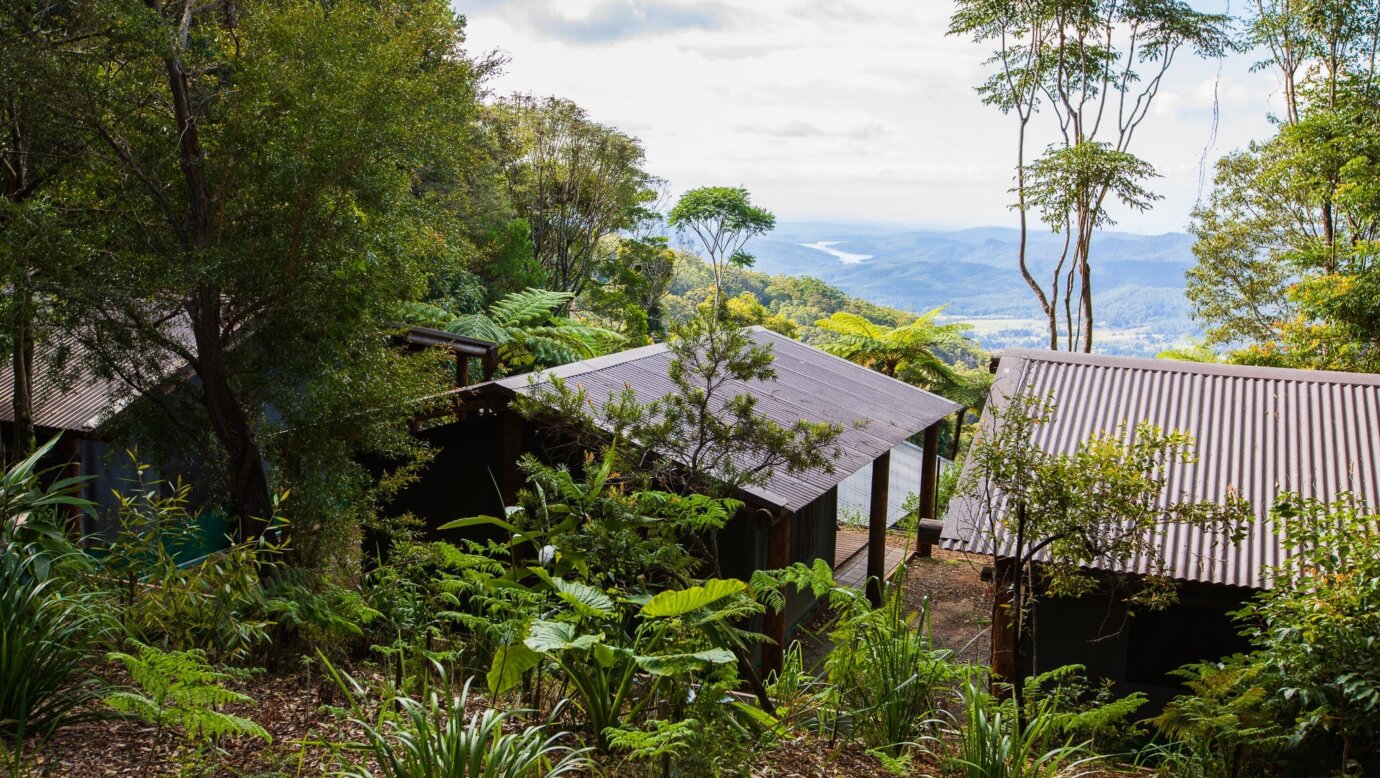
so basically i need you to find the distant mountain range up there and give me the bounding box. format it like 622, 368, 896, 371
745, 222, 1201, 356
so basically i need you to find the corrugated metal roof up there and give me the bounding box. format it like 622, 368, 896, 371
942, 348, 1380, 589
0, 334, 137, 434
474, 327, 962, 513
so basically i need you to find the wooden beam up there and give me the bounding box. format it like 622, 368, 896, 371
457, 354, 470, 388
916, 422, 941, 557
866, 449, 890, 606
761, 510, 793, 676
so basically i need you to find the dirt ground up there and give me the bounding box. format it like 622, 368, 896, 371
901, 546, 993, 666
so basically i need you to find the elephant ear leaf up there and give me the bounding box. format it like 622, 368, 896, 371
524, 619, 603, 653
635, 648, 736, 676
487, 642, 541, 695
551, 578, 614, 618
641, 579, 746, 619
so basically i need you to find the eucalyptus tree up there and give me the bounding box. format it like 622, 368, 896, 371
668, 187, 775, 316
65, 0, 484, 545
950, 0, 1233, 352
491, 95, 658, 296
1187, 0, 1380, 370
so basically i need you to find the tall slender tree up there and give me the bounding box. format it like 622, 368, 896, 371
668, 187, 775, 318
951, 0, 1232, 351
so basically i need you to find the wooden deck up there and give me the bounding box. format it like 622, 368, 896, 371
833, 527, 910, 590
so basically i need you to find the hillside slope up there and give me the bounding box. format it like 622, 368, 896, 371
746, 223, 1198, 355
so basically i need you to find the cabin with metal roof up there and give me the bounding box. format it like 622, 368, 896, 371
0, 325, 498, 544
398, 328, 963, 670
943, 348, 1380, 704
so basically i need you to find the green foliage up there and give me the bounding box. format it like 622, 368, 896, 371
515, 318, 843, 511
668, 187, 775, 312
1187, 1, 1380, 371
579, 236, 677, 343
948, 681, 1095, 778
95, 473, 279, 664
1237, 494, 1380, 771
0, 437, 107, 759
331, 667, 587, 778
492, 94, 657, 296
1020, 665, 1146, 754
815, 309, 975, 388
0, 528, 107, 753
825, 590, 961, 755
1152, 656, 1289, 778
260, 570, 382, 657
962, 390, 1252, 604
950, 0, 1230, 351
105, 643, 270, 749
408, 287, 624, 373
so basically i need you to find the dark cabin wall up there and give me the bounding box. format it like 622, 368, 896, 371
385, 410, 508, 544
1023, 576, 1255, 711
786, 487, 838, 631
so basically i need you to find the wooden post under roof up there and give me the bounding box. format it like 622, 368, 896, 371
990, 557, 1017, 691
916, 422, 941, 557
761, 509, 792, 676
59, 435, 85, 538
866, 449, 890, 606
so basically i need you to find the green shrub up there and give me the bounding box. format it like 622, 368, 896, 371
331, 668, 587, 778
948, 681, 1095, 778
96, 475, 278, 663
1150, 656, 1289, 778
1021, 664, 1147, 754
0, 534, 108, 752
0, 437, 108, 763
825, 589, 961, 755
104, 642, 269, 771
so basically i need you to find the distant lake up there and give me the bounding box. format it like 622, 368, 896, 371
800, 240, 872, 264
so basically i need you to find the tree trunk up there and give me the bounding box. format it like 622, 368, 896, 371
191, 294, 274, 539
10, 285, 35, 462
163, 35, 273, 539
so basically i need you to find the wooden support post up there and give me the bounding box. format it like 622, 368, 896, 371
866, 450, 890, 606
59, 435, 84, 538
916, 422, 941, 557
481, 348, 498, 381
457, 354, 470, 388
761, 510, 792, 677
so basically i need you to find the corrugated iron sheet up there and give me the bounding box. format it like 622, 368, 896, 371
0, 335, 134, 434
487, 327, 962, 512
0, 325, 194, 435
942, 349, 1380, 589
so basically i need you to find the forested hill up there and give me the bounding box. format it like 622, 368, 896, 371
745, 222, 1200, 356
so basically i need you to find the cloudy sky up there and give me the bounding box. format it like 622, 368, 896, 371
457, 1, 1282, 234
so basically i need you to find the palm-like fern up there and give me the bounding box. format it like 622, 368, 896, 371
814, 309, 971, 388
403, 288, 624, 373
104, 643, 270, 746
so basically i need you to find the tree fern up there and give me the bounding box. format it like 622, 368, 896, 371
404, 287, 624, 373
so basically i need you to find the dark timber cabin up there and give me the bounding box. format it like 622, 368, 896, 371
0, 324, 497, 550
942, 348, 1380, 708
398, 327, 962, 671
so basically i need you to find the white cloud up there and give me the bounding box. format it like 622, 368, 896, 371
458, 0, 1279, 233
